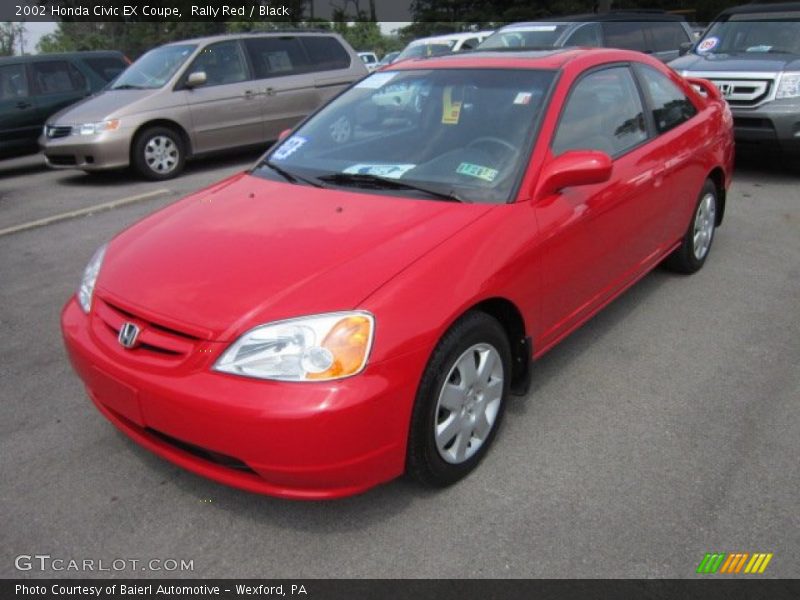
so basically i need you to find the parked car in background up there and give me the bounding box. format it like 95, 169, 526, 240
395, 31, 494, 62
0, 51, 128, 159
62, 48, 733, 499
378, 51, 401, 67
358, 52, 380, 71
478, 12, 693, 63
40, 32, 367, 180
670, 1, 800, 157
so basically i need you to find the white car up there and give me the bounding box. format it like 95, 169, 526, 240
358, 52, 380, 72
395, 31, 494, 62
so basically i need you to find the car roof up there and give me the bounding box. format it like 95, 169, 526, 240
410, 31, 494, 45
163, 30, 344, 47
716, 1, 800, 17
0, 50, 124, 65
498, 11, 688, 29
388, 47, 651, 71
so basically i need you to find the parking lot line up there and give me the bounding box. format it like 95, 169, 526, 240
0, 188, 171, 238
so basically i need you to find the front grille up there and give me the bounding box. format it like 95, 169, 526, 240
94, 298, 199, 360
45, 154, 77, 166
45, 125, 72, 138
710, 78, 772, 107
147, 429, 256, 473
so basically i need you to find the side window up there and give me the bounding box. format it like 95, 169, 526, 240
601, 22, 647, 52
637, 65, 697, 134
567, 23, 602, 47
30, 61, 85, 94
83, 56, 127, 82
244, 37, 310, 79
300, 36, 350, 71
458, 38, 479, 51
647, 22, 690, 53
552, 66, 648, 157
0, 64, 28, 100
188, 41, 248, 86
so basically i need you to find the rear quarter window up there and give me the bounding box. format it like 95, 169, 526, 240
302, 37, 351, 71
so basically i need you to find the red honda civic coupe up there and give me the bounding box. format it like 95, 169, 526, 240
62, 48, 734, 499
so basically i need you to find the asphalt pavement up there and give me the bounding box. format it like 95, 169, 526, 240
1, 151, 798, 578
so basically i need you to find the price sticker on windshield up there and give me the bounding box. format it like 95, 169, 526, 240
442, 86, 462, 125
697, 37, 719, 53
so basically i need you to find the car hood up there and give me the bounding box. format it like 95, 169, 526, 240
670, 52, 800, 73
48, 89, 159, 125
96, 173, 492, 341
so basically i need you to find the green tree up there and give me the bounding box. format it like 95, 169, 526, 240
0, 22, 25, 56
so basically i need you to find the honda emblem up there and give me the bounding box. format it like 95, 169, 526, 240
118, 322, 140, 349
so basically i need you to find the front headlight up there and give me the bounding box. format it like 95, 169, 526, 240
75, 119, 121, 136
214, 312, 375, 382
77, 244, 107, 313
776, 72, 800, 99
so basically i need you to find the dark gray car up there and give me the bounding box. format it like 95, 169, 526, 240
478, 12, 693, 63
670, 2, 800, 156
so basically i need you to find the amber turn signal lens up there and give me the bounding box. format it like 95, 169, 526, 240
306, 316, 372, 380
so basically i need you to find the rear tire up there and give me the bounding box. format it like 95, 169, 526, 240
663, 179, 718, 274
132, 126, 185, 180
406, 312, 511, 487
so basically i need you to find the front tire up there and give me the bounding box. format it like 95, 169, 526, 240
407, 312, 512, 487
132, 126, 185, 180
663, 179, 718, 274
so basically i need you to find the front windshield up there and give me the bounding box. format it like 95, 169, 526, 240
254, 68, 556, 204
479, 25, 569, 50
695, 16, 800, 55
111, 44, 196, 89
397, 43, 455, 61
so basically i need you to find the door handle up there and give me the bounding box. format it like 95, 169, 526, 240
265, 87, 276, 96
244, 89, 255, 98
16, 101, 31, 109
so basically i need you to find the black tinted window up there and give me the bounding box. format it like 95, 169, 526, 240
189, 41, 248, 86
567, 23, 602, 47
245, 37, 310, 78
637, 65, 697, 134
647, 22, 690, 53
83, 56, 127, 82
602, 22, 647, 52
0, 64, 28, 99
300, 36, 350, 71
31, 61, 85, 94
553, 66, 648, 157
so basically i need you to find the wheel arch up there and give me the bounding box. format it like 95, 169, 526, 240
708, 167, 726, 226
468, 297, 531, 396
130, 119, 193, 162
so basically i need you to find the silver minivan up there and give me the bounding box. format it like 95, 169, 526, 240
40, 32, 368, 179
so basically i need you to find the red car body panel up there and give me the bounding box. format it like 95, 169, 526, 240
61, 49, 734, 499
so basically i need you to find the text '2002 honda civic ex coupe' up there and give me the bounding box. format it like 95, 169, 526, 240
61, 48, 734, 499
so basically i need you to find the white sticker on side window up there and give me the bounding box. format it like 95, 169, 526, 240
697, 37, 719, 53
343, 164, 416, 179
355, 72, 398, 89
272, 136, 307, 161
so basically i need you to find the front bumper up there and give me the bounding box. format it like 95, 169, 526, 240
730, 100, 800, 154
39, 129, 133, 171
61, 298, 427, 499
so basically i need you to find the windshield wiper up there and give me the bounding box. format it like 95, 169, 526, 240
317, 172, 463, 202
111, 84, 148, 90
261, 160, 325, 188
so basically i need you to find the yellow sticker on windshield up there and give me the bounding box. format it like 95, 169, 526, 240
457, 162, 498, 182
442, 86, 462, 125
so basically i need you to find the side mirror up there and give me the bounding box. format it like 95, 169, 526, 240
535, 150, 613, 200
185, 71, 207, 88
679, 42, 694, 57
278, 128, 292, 142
